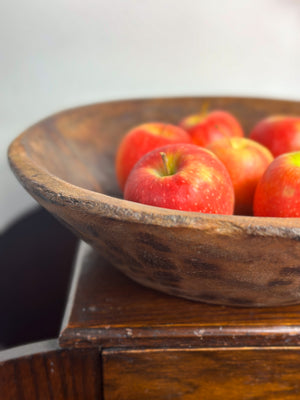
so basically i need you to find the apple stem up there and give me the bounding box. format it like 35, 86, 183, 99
200, 101, 210, 116
160, 152, 171, 176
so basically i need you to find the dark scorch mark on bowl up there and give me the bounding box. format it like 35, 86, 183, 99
152, 270, 182, 285
226, 297, 255, 305
268, 279, 293, 287
280, 266, 300, 276
136, 248, 175, 271
184, 259, 222, 279
138, 232, 171, 253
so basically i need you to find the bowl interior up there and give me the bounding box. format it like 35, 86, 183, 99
17, 96, 300, 199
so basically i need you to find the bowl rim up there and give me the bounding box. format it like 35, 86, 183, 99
8, 96, 300, 236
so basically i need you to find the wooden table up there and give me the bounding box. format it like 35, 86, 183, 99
3, 240, 300, 399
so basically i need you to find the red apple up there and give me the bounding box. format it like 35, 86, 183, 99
180, 109, 244, 147
207, 137, 273, 215
249, 115, 300, 157
115, 122, 191, 190
254, 152, 300, 217
124, 143, 234, 214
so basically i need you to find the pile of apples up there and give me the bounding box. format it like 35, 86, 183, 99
115, 107, 300, 217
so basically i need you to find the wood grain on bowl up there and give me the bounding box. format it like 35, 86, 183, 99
8, 96, 300, 307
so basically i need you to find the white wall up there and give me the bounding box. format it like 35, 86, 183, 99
1, 0, 300, 230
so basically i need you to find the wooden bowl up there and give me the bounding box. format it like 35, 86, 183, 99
8, 96, 300, 307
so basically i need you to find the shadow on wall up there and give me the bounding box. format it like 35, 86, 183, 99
0, 207, 78, 349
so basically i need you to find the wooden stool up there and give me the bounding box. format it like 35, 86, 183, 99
3, 241, 300, 399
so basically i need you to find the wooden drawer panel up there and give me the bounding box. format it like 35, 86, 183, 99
103, 347, 300, 399
0, 341, 101, 400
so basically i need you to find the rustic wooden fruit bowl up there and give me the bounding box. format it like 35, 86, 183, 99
8, 96, 300, 307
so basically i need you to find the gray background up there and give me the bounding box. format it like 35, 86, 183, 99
1, 0, 300, 231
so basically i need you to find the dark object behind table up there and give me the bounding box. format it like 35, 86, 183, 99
0, 207, 77, 348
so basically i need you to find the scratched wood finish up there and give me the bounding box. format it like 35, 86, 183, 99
8, 97, 300, 306
60, 243, 300, 349
103, 347, 300, 400
0, 340, 101, 400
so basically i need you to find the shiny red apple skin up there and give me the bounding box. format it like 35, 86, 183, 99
207, 137, 273, 215
254, 152, 300, 217
124, 143, 234, 215
249, 116, 300, 157
180, 110, 244, 147
115, 122, 191, 190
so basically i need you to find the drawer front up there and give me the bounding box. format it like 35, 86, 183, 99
103, 347, 300, 399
